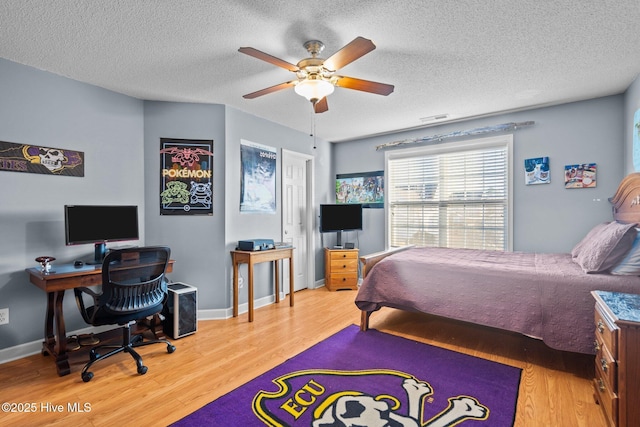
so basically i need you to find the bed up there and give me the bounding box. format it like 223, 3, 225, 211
355, 173, 640, 355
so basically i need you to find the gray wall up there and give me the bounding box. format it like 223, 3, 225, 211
143, 101, 227, 311
224, 107, 333, 304
0, 58, 333, 353
332, 95, 625, 256
0, 58, 145, 348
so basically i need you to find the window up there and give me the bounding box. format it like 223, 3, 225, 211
386, 135, 512, 251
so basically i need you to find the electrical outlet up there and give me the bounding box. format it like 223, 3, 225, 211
0, 308, 8, 325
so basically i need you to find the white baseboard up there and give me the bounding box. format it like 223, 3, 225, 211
0, 324, 115, 365
0, 295, 293, 365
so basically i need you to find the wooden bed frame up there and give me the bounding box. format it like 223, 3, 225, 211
358, 245, 413, 330
358, 172, 640, 331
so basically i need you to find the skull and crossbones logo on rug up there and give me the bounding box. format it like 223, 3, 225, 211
253, 369, 490, 426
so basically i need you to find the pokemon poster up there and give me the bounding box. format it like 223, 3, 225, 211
160, 138, 213, 215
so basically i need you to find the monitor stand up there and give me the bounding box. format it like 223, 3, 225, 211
87, 242, 107, 265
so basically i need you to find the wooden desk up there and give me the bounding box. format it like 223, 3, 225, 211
26, 260, 174, 376
230, 247, 294, 322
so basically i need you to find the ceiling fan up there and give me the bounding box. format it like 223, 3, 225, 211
239, 36, 394, 113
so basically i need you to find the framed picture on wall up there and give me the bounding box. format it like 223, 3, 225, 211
160, 138, 214, 215
524, 157, 550, 185
564, 163, 596, 189
336, 170, 384, 208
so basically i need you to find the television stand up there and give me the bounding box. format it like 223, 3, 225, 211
324, 247, 359, 291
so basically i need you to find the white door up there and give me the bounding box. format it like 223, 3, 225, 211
282, 150, 313, 292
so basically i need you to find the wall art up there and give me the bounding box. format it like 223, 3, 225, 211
160, 138, 213, 215
564, 163, 596, 189
240, 139, 276, 213
0, 140, 84, 177
336, 170, 384, 208
524, 157, 550, 185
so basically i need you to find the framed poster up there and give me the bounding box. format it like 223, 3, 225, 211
336, 170, 384, 208
564, 163, 596, 189
240, 140, 276, 213
160, 138, 213, 215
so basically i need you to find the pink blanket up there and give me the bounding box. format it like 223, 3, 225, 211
355, 247, 640, 354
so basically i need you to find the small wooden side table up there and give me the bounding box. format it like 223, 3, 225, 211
324, 248, 359, 291
230, 247, 294, 322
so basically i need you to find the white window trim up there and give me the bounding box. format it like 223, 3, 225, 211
384, 134, 514, 251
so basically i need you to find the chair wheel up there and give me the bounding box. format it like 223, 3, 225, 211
89, 351, 99, 361
82, 372, 94, 382
167, 344, 176, 354
138, 365, 148, 375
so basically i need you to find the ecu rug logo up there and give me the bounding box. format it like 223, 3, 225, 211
253, 369, 489, 426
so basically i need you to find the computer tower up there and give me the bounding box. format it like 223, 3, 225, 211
163, 282, 197, 339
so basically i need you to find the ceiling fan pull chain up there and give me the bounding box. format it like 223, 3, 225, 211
311, 108, 317, 149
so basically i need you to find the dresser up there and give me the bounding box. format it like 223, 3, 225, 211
591, 290, 640, 427
324, 248, 359, 291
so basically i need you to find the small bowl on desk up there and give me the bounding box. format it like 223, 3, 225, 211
35, 256, 56, 274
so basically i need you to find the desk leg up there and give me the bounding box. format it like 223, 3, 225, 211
274, 259, 280, 303
289, 253, 294, 307
44, 290, 70, 376
248, 261, 254, 322
232, 256, 239, 318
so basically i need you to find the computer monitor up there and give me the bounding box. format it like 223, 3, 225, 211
64, 205, 139, 264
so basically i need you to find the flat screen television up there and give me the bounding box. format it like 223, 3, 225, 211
319, 203, 362, 247
64, 205, 139, 264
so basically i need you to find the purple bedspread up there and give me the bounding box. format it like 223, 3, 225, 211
355, 247, 640, 354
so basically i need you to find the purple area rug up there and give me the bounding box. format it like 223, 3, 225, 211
173, 325, 521, 426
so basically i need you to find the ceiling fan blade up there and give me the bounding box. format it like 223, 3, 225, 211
238, 47, 299, 72
242, 80, 297, 99
323, 37, 376, 71
335, 76, 394, 96
314, 97, 329, 113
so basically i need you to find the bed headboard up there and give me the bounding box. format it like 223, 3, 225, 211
610, 172, 640, 224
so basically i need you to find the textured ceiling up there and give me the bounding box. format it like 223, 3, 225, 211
1, 0, 639, 142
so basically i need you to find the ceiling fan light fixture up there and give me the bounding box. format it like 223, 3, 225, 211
294, 78, 335, 102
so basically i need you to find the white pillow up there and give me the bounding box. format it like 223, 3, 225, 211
611, 230, 640, 275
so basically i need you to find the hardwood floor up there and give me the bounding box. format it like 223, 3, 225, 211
1, 287, 606, 426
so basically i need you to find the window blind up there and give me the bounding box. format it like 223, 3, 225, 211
387, 137, 511, 250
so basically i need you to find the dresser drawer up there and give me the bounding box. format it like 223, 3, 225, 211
327, 274, 358, 287
329, 258, 358, 272
594, 373, 618, 427
595, 334, 617, 392
595, 304, 618, 357
329, 250, 358, 261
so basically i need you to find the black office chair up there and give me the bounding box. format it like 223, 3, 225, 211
74, 246, 176, 382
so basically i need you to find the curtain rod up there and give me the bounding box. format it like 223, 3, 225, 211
375, 121, 535, 151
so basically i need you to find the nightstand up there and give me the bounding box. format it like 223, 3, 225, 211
591, 290, 640, 427
324, 248, 359, 291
